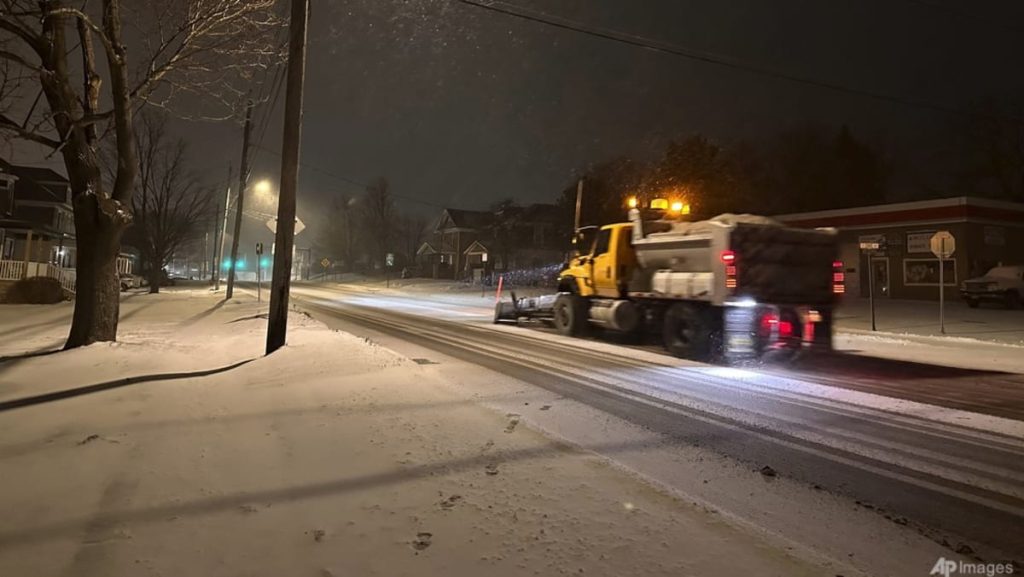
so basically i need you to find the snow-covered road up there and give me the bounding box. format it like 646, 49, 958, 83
289, 282, 1024, 574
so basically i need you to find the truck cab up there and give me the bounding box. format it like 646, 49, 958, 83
559, 223, 636, 298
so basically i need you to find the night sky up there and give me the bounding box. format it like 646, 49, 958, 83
9, 0, 1024, 223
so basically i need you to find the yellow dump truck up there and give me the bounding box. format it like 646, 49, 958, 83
494, 204, 843, 361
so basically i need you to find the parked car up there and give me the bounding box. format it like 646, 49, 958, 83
960, 265, 1024, 309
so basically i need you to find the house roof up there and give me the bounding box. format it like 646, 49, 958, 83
462, 240, 491, 255
439, 208, 494, 231
0, 158, 69, 203
436, 204, 563, 233
416, 241, 439, 255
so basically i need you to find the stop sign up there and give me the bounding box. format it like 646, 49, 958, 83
930, 231, 955, 259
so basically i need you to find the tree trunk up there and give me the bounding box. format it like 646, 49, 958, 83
148, 269, 161, 294
65, 193, 127, 348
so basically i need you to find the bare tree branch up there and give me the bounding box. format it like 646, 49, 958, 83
0, 112, 60, 147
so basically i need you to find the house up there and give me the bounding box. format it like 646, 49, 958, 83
775, 196, 1024, 301
0, 159, 134, 295
417, 208, 493, 279
417, 204, 567, 280
0, 159, 75, 273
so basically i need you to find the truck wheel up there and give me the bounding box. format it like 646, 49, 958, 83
662, 303, 712, 361
965, 298, 980, 309
553, 294, 589, 337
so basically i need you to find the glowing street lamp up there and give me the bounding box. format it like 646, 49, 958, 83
254, 179, 273, 197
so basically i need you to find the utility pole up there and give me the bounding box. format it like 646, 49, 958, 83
266, 0, 310, 354
214, 165, 233, 290
226, 102, 254, 300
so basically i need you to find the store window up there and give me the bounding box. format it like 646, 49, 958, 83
903, 258, 956, 286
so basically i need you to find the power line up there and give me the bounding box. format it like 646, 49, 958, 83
451, 0, 1022, 123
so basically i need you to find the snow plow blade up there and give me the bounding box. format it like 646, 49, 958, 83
493, 292, 560, 324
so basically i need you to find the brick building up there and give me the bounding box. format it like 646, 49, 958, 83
776, 197, 1024, 301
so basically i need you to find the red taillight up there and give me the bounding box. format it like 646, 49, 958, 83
832, 260, 845, 295
723, 250, 738, 291
760, 312, 794, 339
777, 320, 794, 338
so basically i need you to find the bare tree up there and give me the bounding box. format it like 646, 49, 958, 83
127, 112, 213, 293
397, 213, 427, 266
315, 194, 358, 272
0, 0, 281, 348
360, 177, 395, 269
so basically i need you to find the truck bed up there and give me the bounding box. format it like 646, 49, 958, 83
730, 223, 836, 306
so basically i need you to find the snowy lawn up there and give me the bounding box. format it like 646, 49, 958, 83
836, 297, 1024, 346
0, 289, 827, 576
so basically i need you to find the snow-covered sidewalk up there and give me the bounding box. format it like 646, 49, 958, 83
836, 297, 1024, 346
0, 290, 830, 576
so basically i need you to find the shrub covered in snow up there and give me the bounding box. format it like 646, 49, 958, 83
4, 277, 65, 304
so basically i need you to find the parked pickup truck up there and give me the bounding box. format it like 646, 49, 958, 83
961, 265, 1024, 309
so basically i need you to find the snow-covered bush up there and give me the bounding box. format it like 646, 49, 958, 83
4, 277, 65, 304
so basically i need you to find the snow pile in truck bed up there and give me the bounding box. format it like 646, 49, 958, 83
644, 213, 783, 240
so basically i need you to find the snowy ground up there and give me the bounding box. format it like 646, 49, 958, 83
836, 297, 1024, 346
288, 283, 1024, 575
0, 289, 836, 577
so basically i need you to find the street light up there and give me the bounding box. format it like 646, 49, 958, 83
254, 179, 273, 197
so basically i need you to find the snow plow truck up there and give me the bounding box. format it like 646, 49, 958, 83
493, 202, 843, 361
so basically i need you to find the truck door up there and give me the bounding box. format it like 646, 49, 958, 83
591, 228, 615, 297
593, 226, 633, 298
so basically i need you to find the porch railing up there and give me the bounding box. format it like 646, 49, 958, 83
0, 260, 76, 294
0, 260, 26, 280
